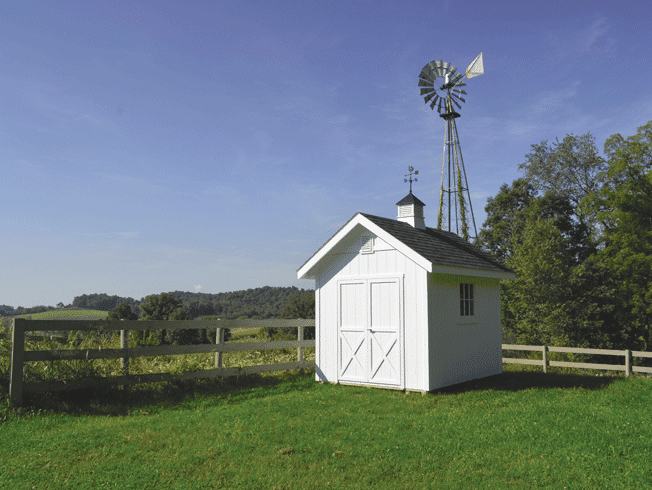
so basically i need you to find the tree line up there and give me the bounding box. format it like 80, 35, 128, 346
0, 286, 314, 320
477, 121, 651, 351
104, 289, 316, 345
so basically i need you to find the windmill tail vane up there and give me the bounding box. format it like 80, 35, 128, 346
418, 53, 483, 242
465, 52, 484, 79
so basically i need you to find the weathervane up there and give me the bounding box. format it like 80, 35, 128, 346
404, 166, 419, 193
418, 52, 484, 241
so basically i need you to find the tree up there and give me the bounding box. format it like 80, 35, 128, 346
477, 178, 593, 265
580, 121, 652, 350
518, 132, 606, 239
279, 291, 315, 319
266, 291, 316, 340
72, 293, 139, 312
479, 133, 605, 349
0, 305, 15, 317
140, 293, 184, 320
503, 213, 619, 350
478, 124, 652, 351
502, 215, 574, 346
106, 302, 138, 321
139, 293, 198, 345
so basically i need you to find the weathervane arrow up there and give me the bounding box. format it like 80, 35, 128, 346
404, 166, 418, 193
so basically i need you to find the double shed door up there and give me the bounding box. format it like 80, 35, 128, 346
337, 277, 403, 388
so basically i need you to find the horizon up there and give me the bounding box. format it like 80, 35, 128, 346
3, 1, 652, 307
4, 284, 314, 310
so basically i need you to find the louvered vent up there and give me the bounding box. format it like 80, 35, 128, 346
360, 234, 374, 254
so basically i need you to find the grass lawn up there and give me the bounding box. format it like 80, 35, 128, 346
1, 364, 651, 489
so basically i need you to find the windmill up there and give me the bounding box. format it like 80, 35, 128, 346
418, 53, 484, 241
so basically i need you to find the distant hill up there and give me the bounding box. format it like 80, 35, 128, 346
163, 286, 313, 319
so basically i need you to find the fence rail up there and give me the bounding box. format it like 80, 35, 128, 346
9, 318, 315, 406
503, 344, 652, 376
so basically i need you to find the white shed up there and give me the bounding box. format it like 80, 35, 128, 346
297, 191, 515, 392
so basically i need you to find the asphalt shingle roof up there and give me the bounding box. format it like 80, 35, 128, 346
359, 213, 513, 274
396, 191, 426, 206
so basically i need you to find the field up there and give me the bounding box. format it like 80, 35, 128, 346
1, 363, 651, 489
12, 309, 110, 320
0, 318, 314, 391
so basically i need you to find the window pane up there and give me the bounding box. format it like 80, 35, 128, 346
470, 284, 474, 300
460, 300, 464, 316
465, 300, 469, 316
470, 300, 474, 316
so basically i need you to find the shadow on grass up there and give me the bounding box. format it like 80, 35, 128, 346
2, 367, 633, 419
433, 369, 621, 396
2, 369, 316, 418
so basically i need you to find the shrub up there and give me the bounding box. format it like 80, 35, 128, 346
260, 326, 315, 341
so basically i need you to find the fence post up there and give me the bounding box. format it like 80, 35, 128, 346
215, 327, 224, 368
625, 349, 631, 378
120, 329, 129, 376
542, 345, 548, 373
298, 326, 304, 363
9, 318, 26, 407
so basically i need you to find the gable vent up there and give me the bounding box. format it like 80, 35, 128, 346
360, 234, 374, 254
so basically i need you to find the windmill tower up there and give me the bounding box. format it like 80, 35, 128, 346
418, 53, 484, 242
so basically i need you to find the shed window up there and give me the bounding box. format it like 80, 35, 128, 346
460, 284, 474, 316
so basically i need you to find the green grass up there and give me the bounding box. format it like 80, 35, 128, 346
1, 364, 652, 489
12, 309, 110, 320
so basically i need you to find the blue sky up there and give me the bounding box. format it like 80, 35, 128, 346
2, 1, 651, 307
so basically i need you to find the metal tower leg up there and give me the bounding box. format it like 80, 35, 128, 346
435, 106, 478, 242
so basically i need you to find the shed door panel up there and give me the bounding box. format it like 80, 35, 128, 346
369, 280, 401, 385
339, 281, 367, 382
338, 278, 402, 387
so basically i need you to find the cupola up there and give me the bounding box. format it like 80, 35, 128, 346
396, 191, 426, 230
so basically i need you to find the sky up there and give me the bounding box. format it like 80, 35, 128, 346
2, 1, 652, 308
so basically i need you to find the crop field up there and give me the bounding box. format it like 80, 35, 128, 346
0, 320, 314, 387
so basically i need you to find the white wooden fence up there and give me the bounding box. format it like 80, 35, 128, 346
9, 320, 652, 406
9, 318, 315, 406
503, 344, 652, 376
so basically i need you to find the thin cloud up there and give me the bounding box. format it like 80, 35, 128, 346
93, 172, 170, 195
38, 114, 91, 132
546, 17, 616, 59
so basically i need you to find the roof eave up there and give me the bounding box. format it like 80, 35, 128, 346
430, 264, 516, 280
297, 214, 433, 280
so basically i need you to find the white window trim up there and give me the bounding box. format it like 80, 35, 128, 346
459, 283, 475, 318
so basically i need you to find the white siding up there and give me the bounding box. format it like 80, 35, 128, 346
314, 276, 325, 382
427, 274, 502, 390
314, 225, 429, 390
403, 264, 428, 391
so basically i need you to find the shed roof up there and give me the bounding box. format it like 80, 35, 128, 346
360, 213, 513, 274
297, 212, 515, 280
